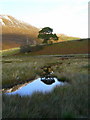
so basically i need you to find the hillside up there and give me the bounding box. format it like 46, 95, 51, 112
0, 15, 82, 50
45, 34, 80, 44
0, 15, 41, 50
57, 34, 80, 42
28, 39, 88, 55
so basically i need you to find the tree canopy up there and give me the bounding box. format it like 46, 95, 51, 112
39, 27, 53, 34
38, 27, 58, 43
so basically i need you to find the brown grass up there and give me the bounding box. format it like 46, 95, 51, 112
28, 39, 88, 55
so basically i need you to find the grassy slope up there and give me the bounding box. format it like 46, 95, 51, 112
1, 38, 88, 57
57, 34, 80, 42
28, 39, 88, 55
2, 27, 80, 50
2, 24, 40, 50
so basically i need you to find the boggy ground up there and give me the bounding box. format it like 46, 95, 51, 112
2, 54, 89, 118
2, 54, 88, 89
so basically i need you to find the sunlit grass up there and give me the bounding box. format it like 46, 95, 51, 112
1, 47, 20, 57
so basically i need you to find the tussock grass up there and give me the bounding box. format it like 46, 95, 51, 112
2, 56, 88, 88
2, 73, 88, 118
2, 55, 89, 118
2, 56, 58, 88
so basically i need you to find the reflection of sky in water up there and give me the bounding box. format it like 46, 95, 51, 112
6, 78, 64, 96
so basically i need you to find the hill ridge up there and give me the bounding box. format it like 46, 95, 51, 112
0, 15, 41, 49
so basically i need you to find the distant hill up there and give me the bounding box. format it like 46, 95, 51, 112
0, 15, 41, 50
0, 15, 81, 50
55, 34, 80, 43
46, 34, 80, 44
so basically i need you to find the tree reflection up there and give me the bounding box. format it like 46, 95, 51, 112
41, 77, 55, 85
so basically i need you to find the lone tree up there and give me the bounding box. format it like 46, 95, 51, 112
38, 27, 58, 43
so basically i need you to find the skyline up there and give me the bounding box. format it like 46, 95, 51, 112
0, 0, 88, 38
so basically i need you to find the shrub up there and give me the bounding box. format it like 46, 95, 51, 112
30, 45, 43, 52
20, 45, 32, 53
20, 45, 43, 53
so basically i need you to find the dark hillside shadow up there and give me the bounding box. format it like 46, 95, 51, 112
1, 33, 39, 49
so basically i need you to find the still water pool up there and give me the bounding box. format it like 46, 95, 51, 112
6, 78, 66, 96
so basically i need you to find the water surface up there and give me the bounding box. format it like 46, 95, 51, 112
6, 78, 66, 96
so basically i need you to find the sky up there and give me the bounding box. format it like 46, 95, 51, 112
0, 0, 89, 38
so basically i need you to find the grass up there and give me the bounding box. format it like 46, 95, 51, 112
0, 47, 20, 57
2, 73, 88, 118
2, 53, 89, 118
26, 38, 88, 55
1, 42, 89, 118
2, 55, 88, 88
1, 38, 88, 57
